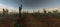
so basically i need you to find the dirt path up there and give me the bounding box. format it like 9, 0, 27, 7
0, 18, 12, 27
22, 14, 46, 27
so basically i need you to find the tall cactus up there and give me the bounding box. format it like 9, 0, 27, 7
15, 4, 22, 27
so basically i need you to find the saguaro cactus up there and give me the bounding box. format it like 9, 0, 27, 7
3, 8, 5, 15
15, 4, 22, 27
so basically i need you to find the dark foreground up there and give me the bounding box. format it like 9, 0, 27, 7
0, 13, 60, 27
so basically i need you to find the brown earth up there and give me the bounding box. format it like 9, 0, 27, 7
0, 14, 60, 27
21, 14, 60, 27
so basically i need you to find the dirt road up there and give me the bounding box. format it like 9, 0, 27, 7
22, 14, 48, 27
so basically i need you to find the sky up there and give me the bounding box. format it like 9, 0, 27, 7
23, 0, 60, 12
0, 0, 21, 8
0, 0, 21, 12
0, 0, 60, 13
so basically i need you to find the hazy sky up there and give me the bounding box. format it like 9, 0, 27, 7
0, 0, 21, 12
0, 0, 21, 8
23, 0, 60, 9
0, 0, 60, 12
23, 0, 60, 12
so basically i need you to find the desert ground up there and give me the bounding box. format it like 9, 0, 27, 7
0, 13, 60, 27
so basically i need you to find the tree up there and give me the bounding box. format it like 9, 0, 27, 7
43, 8, 46, 14
53, 10, 58, 13
48, 12, 52, 14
